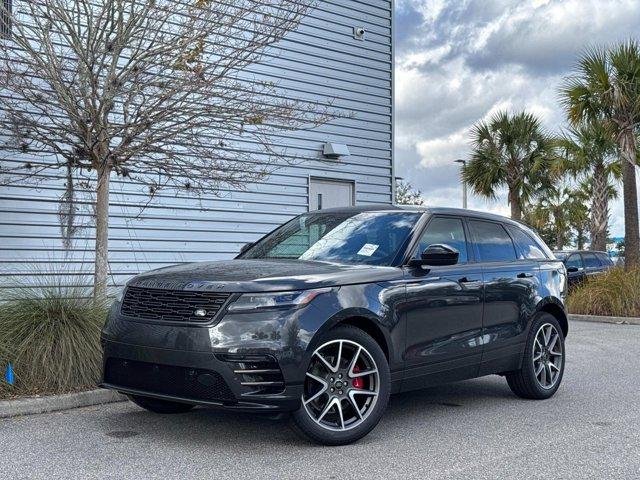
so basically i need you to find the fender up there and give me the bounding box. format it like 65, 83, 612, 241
535, 296, 569, 336
305, 306, 403, 392
310, 307, 394, 355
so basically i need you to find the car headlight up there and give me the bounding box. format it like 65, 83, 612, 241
227, 288, 332, 313
113, 284, 129, 303
114, 287, 125, 303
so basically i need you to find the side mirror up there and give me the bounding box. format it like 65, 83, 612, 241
566, 266, 579, 273
238, 242, 253, 256
409, 244, 459, 267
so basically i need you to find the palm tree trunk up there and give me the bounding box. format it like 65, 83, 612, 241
555, 209, 565, 250
590, 163, 609, 252
620, 129, 639, 269
508, 188, 522, 220
94, 165, 111, 300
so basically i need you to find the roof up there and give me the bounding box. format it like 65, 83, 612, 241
553, 250, 609, 254
311, 204, 524, 226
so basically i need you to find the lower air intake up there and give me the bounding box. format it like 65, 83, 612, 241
104, 358, 235, 402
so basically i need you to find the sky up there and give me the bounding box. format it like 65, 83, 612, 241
394, 0, 640, 237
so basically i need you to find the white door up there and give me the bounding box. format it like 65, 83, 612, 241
309, 178, 355, 211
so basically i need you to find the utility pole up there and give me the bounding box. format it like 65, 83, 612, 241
454, 159, 467, 209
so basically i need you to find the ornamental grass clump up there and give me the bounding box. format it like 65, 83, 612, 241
0, 279, 108, 399
567, 267, 640, 318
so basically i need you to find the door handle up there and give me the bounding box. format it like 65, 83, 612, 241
517, 272, 534, 279
458, 276, 475, 283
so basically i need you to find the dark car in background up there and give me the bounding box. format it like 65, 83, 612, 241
553, 250, 614, 286
101, 206, 568, 445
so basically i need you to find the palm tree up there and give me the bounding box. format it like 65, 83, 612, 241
524, 187, 590, 250
566, 188, 591, 250
540, 187, 578, 250
523, 202, 556, 247
561, 41, 640, 268
555, 122, 619, 251
462, 111, 554, 220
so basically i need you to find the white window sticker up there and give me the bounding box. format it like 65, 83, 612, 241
357, 243, 379, 256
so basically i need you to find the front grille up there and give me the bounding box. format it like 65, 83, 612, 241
104, 358, 236, 402
121, 286, 230, 323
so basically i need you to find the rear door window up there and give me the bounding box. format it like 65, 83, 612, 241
415, 216, 469, 263
505, 225, 547, 259
582, 252, 601, 268
469, 220, 517, 263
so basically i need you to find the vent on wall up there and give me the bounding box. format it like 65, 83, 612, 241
323, 142, 351, 159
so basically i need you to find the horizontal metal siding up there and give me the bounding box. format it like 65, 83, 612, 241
0, 0, 393, 289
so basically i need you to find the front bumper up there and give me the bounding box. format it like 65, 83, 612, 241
100, 339, 302, 412
99, 296, 337, 412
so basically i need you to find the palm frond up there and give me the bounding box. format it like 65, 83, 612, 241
463, 110, 554, 210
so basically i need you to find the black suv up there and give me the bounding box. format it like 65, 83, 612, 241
101, 206, 568, 445
553, 250, 614, 286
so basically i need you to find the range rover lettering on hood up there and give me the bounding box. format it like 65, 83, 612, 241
129, 279, 190, 290
130, 279, 229, 291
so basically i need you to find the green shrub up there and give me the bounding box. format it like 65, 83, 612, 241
567, 267, 640, 318
0, 281, 108, 399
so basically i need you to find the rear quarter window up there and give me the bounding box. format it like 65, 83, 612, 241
505, 225, 548, 259
596, 253, 613, 266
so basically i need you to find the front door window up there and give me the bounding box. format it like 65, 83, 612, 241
414, 217, 469, 263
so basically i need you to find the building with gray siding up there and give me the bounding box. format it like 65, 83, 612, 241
0, 0, 394, 289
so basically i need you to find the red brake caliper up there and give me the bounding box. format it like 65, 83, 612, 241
352, 365, 364, 389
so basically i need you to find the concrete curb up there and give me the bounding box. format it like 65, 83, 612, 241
0, 389, 126, 419
569, 313, 640, 326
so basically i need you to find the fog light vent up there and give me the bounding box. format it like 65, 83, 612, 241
219, 354, 285, 395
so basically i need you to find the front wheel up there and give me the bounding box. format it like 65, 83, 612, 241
291, 325, 390, 446
506, 313, 566, 399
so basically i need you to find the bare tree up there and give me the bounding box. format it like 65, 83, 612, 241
0, 0, 336, 298
395, 179, 425, 206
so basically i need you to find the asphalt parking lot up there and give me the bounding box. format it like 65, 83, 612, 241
1, 321, 639, 480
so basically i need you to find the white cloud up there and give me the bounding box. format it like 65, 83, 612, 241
394, 0, 640, 237
415, 130, 468, 168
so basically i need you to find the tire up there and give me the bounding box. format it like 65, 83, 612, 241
128, 394, 195, 414
291, 325, 390, 446
506, 312, 566, 400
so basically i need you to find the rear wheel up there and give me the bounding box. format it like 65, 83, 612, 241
506, 313, 565, 399
128, 394, 195, 414
291, 325, 390, 446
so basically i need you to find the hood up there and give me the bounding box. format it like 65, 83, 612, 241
128, 259, 403, 293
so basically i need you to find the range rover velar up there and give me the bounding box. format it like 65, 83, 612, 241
101, 206, 568, 445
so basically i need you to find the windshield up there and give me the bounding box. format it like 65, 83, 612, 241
554, 252, 568, 260
241, 211, 421, 266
